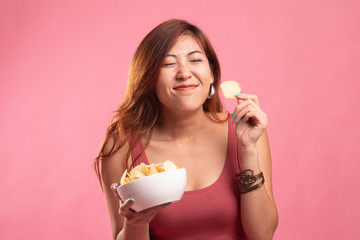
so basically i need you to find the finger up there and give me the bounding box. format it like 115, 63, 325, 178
243, 111, 268, 128
126, 202, 171, 227
232, 99, 251, 119
233, 99, 265, 122
243, 111, 257, 123
136, 203, 171, 223
236, 104, 267, 126
111, 183, 122, 201
119, 198, 135, 216
236, 96, 262, 111
236, 93, 260, 106
233, 105, 256, 124
138, 202, 171, 216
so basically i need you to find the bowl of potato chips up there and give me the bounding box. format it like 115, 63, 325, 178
116, 160, 187, 212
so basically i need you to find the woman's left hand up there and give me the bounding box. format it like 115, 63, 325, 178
232, 93, 268, 147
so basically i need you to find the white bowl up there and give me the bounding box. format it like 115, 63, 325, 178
117, 168, 187, 212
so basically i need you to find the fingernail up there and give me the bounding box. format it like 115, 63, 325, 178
162, 202, 172, 207
112, 183, 120, 190
235, 93, 242, 97
129, 199, 135, 205
233, 118, 236, 123
241, 117, 245, 123
232, 111, 235, 117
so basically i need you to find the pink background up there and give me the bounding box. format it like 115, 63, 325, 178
1, 0, 359, 239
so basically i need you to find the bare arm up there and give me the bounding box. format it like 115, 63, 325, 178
233, 93, 278, 239
238, 131, 278, 240
101, 137, 168, 240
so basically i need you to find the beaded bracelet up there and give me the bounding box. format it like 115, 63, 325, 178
235, 169, 265, 194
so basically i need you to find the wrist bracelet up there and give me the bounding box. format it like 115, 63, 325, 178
235, 169, 265, 194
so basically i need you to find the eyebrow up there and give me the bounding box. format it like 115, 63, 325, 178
188, 50, 204, 56
165, 50, 204, 58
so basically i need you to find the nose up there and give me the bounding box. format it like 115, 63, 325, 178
176, 61, 192, 80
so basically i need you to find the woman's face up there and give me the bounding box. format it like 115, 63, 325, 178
156, 35, 213, 114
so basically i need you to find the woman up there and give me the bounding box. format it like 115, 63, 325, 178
95, 19, 278, 240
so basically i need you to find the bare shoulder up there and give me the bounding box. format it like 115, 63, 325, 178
215, 112, 229, 121
101, 135, 130, 237
203, 112, 229, 143
214, 112, 229, 130
206, 112, 229, 125
101, 135, 129, 187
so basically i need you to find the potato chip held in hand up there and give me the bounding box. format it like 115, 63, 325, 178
220, 81, 241, 99
120, 160, 178, 185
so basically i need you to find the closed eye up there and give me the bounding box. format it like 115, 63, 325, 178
190, 59, 202, 63
162, 63, 176, 67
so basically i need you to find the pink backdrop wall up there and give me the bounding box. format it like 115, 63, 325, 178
1, 0, 359, 239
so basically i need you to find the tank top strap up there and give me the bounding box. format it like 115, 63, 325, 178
226, 114, 242, 173
130, 138, 149, 166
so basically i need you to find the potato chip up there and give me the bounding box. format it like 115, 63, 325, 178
120, 169, 133, 185
220, 81, 241, 99
120, 160, 178, 185
120, 169, 128, 185
148, 164, 159, 175
163, 160, 177, 171
155, 164, 165, 173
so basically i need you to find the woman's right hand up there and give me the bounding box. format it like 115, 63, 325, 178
111, 183, 170, 228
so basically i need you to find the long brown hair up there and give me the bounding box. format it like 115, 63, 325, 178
94, 19, 224, 188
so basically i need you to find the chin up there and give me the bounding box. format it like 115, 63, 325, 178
174, 102, 206, 113
160, 95, 208, 113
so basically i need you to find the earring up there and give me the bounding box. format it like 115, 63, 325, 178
207, 83, 215, 99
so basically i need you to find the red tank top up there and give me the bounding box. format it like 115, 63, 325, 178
131, 116, 247, 239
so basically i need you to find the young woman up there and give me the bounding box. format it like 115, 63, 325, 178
95, 19, 278, 240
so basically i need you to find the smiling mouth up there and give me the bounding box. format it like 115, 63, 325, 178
174, 85, 198, 91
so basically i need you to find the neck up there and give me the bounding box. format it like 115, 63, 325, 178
153, 108, 212, 141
